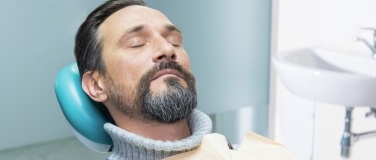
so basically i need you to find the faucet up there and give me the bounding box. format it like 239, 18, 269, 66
354, 28, 376, 59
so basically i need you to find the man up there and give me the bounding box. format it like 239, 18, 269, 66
75, 0, 211, 159
75, 0, 296, 159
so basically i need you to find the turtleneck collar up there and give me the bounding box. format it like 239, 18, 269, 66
104, 110, 212, 160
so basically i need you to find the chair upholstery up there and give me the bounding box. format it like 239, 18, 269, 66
55, 63, 112, 152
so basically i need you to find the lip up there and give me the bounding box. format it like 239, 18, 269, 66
151, 69, 185, 81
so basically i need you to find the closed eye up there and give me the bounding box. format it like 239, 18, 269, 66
167, 37, 182, 48
130, 43, 145, 48
171, 43, 180, 47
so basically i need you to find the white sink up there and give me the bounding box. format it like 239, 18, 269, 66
272, 48, 376, 107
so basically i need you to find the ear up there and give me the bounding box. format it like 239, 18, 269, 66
82, 71, 108, 102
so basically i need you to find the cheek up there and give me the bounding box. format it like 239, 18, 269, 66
177, 53, 191, 71
104, 58, 139, 89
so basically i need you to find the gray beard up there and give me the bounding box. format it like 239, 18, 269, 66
109, 62, 197, 123
141, 77, 197, 123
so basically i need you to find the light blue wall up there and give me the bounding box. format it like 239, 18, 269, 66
147, 0, 271, 137
0, 0, 271, 151
0, 0, 103, 150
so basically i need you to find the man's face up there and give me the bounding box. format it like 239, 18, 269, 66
98, 5, 196, 123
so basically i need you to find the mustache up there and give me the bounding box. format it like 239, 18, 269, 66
143, 61, 193, 82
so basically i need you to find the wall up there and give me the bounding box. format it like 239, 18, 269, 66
0, 0, 103, 151
0, 0, 272, 153
272, 0, 376, 159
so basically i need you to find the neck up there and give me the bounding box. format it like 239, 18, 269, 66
112, 111, 192, 141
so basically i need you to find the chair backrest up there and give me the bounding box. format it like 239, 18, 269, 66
54, 63, 113, 153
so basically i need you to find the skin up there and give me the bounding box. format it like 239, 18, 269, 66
81, 5, 192, 141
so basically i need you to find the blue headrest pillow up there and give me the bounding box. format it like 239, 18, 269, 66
54, 63, 113, 153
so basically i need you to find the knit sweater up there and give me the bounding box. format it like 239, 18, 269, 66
104, 110, 212, 160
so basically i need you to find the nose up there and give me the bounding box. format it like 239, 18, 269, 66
152, 37, 177, 63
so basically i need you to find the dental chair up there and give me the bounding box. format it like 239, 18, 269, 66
54, 63, 113, 153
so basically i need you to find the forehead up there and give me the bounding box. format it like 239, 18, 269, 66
99, 5, 173, 41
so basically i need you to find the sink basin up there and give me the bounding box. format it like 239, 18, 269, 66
272, 48, 376, 107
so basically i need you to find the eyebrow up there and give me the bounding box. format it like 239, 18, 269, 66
125, 24, 145, 34
166, 24, 182, 34
117, 24, 182, 46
